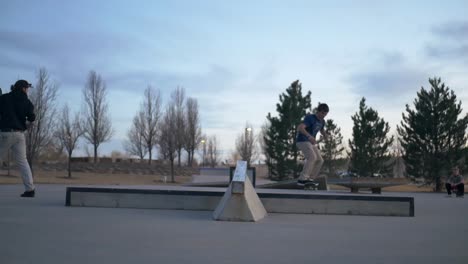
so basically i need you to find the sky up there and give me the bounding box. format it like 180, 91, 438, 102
1, 0, 467, 160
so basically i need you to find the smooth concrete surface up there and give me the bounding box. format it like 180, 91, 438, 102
0, 184, 467, 264
67, 185, 414, 216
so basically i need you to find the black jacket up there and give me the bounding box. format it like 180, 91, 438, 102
0, 90, 36, 131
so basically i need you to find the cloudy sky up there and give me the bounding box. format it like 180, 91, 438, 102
1, 0, 467, 159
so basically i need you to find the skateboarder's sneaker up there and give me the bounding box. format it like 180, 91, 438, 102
446, 194, 453, 198
20, 189, 35, 198
456, 195, 464, 198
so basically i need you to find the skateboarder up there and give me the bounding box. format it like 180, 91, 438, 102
445, 166, 464, 197
296, 103, 329, 187
0, 80, 36, 197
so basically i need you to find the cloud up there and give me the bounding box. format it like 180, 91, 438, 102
379, 52, 406, 67
426, 44, 468, 62
349, 69, 427, 97
0, 30, 150, 88
431, 21, 468, 41
426, 21, 468, 62
347, 21, 468, 106
347, 52, 427, 103
102, 64, 237, 96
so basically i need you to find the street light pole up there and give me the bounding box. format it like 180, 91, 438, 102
201, 139, 206, 167
245, 127, 252, 166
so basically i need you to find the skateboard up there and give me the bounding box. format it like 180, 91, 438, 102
304, 181, 319, 190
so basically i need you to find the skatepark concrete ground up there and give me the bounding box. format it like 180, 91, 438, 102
1, 184, 466, 264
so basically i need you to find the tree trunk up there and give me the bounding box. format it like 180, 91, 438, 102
435, 176, 442, 192
7, 149, 11, 176
187, 151, 192, 167
190, 150, 195, 167
177, 149, 181, 167
68, 154, 72, 178
170, 159, 175, 183
94, 145, 98, 163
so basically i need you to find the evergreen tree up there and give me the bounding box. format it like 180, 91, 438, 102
319, 119, 345, 177
397, 77, 468, 191
349, 98, 394, 177
464, 147, 468, 169
264, 80, 311, 180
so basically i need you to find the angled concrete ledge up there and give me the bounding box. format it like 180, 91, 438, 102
212, 161, 267, 222
66, 186, 414, 217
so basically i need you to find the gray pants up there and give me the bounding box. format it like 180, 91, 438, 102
0, 132, 35, 191
296, 141, 324, 180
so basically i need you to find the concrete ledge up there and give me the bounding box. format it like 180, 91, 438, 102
66, 187, 223, 210
66, 186, 414, 217
259, 192, 414, 216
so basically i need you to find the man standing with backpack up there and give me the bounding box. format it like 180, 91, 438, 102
0, 80, 36, 197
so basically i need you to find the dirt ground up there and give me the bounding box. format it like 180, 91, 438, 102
0, 168, 440, 192
0, 169, 192, 186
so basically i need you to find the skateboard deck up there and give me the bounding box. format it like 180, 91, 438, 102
304, 182, 319, 190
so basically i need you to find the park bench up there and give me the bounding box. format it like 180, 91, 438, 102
333, 178, 408, 194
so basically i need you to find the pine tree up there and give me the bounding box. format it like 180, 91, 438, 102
264, 80, 311, 180
397, 77, 468, 191
349, 98, 394, 177
319, 119, 345, 177
464, 147, 468, 169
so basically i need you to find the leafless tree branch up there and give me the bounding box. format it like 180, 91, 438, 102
82, 70, 113, 163
26, 67, 58, 171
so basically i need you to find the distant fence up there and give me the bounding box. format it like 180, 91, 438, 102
69, 157, 164, 164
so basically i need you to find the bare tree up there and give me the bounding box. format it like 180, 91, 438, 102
235, 122, 258, 167
159, 104, 178, 182
124, 111, 148, 161
140, 86, 162, 164
184, 97, 201, 166
229, 150, 242, 166
392, 134, 405, 178
171, 87, 186, 167
55, 104, 84, 177
39, 137, 64, 161
82, 71, 113, 163
26, 67, 58, 171
207, 135, 220, 168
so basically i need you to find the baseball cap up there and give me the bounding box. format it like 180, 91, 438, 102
14, 80, 33, 89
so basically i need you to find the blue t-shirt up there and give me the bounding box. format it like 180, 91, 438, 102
296, 114, 325, 142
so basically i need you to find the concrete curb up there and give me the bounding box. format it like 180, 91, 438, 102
66, 187, 414, 217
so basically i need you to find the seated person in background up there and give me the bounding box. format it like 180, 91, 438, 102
445, 166, 464, 197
